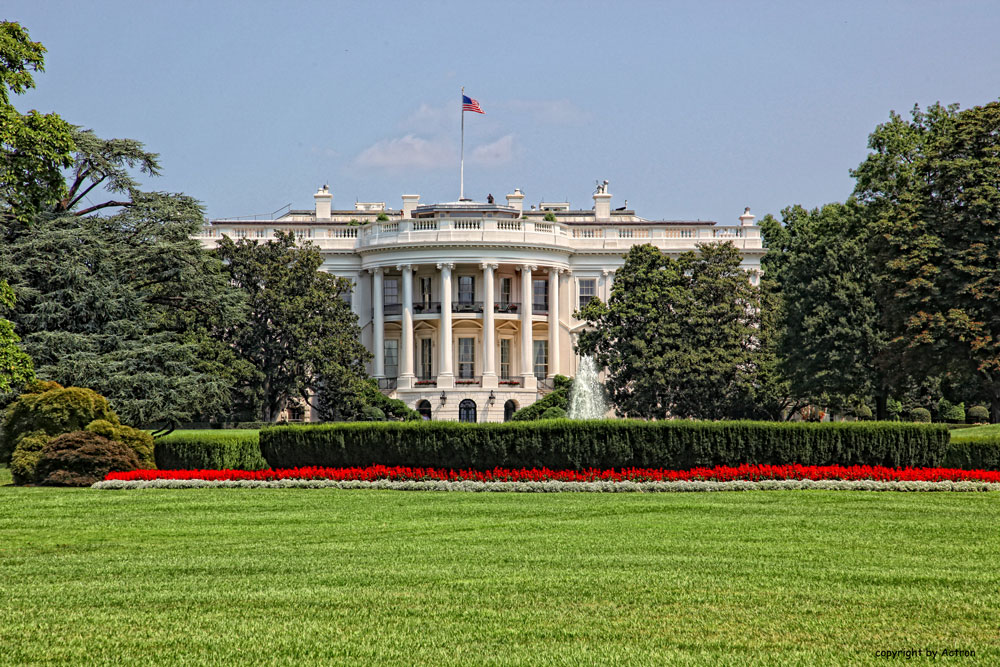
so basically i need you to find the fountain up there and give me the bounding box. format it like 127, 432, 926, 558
568, 356, 608, 419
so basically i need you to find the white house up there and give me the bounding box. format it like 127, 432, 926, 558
197, 183, 763, 422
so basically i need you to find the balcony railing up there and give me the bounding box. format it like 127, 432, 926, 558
498, 377, 522, 387
378, 378, 397, 391
413, 301, 441, 314
452, 301, 483, 314
494, 301, 520, 314
455, 375, 482, 386
532, 302, 549, 315
383, 302, 401, 315
414, 377, 437, 386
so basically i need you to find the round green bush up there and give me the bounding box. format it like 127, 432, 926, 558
540, 407, 567, 419
910, 407, 932, 423
85, 419, 154, 468
0, 382, 117, 463
853, 405, 873, 421
968, 405, 990, 424
35, 431, 140, 487
9, 431, 50, 484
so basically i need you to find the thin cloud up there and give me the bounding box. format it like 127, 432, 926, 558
470, 134, 516, 165
505, 99, 591, 125
398, 103, 456, 134
355, 134, 456, 169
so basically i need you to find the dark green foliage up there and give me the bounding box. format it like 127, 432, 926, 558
937, 399, 965, 424
511, 377, 572, 421
540, 407, 567, 419
215, 232, 371, 422
944, 437, 1000, 470
910, 408, 931, 423
35, 430, 139, 486
0, 280, 34, 395
967, 405, 990, 424
576, 243, 762, 420
260, 420, 950, 471
154, 431, 267, 471
356, 381, 421, 421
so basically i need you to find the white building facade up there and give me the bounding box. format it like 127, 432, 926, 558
197, 184, 763, 422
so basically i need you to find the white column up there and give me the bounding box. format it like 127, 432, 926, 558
399, 264, 414, 388
548, 268, 560, 378
437, 262, 454, 388
372, 268, 384, 378
520, 264, 537, 389
482, 262, 498, 388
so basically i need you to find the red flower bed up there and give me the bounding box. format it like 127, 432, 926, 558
105, 464, 1000, 483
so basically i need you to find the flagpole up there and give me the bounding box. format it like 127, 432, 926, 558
460, 86, 465, 200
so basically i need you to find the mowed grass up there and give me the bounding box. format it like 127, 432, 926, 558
951, 423, 1000, 441
154, 428, 260, 443
1, 487, 998, 665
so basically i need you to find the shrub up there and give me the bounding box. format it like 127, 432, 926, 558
0, 382, 117, 462
910, 408, 932, 423
9, 431, 50, 484
512, 376, 573, 421
937, 399, 965, 424
154, 430, 268, 470
968, 405, 990, 424
540, 407, 567, 419
85, 419, 154, 468
35, 431, 140, 486
853, 405, 873, 421
944, 437, 1000, 470
260, 420, 950, 471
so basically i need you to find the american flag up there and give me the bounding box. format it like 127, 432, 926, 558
462, 94, 485, 114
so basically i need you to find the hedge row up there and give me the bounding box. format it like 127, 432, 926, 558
259, 420, 952, 471
154, 431, 268, 470
944, 438, 1000, 471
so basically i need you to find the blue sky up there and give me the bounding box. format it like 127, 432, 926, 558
8, 0, 1000, 225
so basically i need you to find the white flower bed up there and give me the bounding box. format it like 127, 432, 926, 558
92, 478, 1000, 492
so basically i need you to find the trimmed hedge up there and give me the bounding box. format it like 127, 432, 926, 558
944, 438, 1000, 471
154, 430, 268, 470
259, 420, 951, 471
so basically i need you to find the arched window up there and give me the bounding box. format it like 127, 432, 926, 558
504, 399, 518, 422
459, 399, 477, 423
416, 399, 432, 421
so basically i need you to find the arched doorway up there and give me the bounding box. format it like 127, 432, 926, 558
504, 399, 518, 422
416, 399, 432, 421
459, 399, 477, 423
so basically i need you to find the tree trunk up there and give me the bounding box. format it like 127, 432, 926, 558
992, 385, 1000, 424
875, 393, 888, 421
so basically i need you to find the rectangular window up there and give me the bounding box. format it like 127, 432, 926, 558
384, 339, 399, 378
499, 339, 511, 380
419, 277, 433, 306
458, 276, 475, 304
458, 337, 475, 378
533, 340, 548, 381
500, 278, 512, 307
579, 279, 597, 309
533, 279, 548, 312
420, 338, 433, 380
383, 278, 399, 304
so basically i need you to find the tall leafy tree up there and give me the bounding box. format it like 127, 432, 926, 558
215, 232, 371, 422
0, 280, 34, 395
576, 242, 761, 420
855, 102, 1000, 421
0, 21, 74, 225
760, 202, 889, 417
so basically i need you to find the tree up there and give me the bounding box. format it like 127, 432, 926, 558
576, 242, 761, 420
215, 232, 372, 422
759, 202, 889, 417
854, 102, 1000, 421
0, 279, 34, 395
0, 22, 75, 225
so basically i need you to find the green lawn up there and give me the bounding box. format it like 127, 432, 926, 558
951, 423, 1000, 441
1, 487, 997, 664
154, 428, 261, 442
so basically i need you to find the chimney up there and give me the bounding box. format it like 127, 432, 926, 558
506, 188, 525, 214
593, 180, 612, 220
739, 206, 756, 227
314, 185, 332, 220
401, 194, 420, 218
